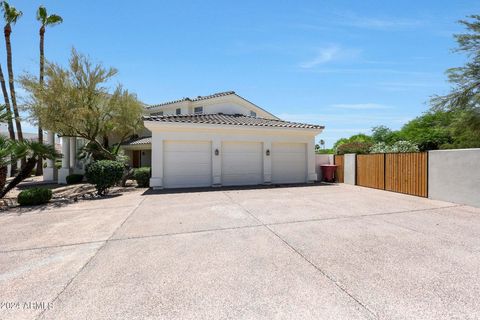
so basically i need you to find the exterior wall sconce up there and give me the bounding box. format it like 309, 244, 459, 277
266, 149, 270, 156
215, 149, 219, 156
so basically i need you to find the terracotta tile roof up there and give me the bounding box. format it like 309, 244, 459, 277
121, 136, 152, 145
143, 113, 324, 129
147, 91, 235, 109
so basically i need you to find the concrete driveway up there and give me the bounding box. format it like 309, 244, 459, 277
1, 184, 479, 320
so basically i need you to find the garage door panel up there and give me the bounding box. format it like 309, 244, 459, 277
165, 154, 211, 166
222, 155, 261, 172
274, 153, 305, 162
163, 174, 211, 188
163, 163, 212, 176
273, 143, 305, 153
164, 141, 210, 152
222, 173, 262, 185
272, 143, 307, 184
164, 141, 212, 188
222, 142, 262, 153
222, 142, 263, 186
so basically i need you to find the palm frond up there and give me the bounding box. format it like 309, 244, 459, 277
36, 5, 47, 23
46, 14, 62, 26
0, 1, 22, 24
0, 135, 13, 167
16, 139, 61, 160
0, 104, 10, 123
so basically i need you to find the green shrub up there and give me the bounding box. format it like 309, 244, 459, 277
133, 167, 150, 187
85, 160, 124, 195
66, 173, 84, 184
18, 188, 52, 206
336, 142, 372, 155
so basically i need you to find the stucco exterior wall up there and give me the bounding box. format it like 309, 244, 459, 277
428, 149, 480, 207
204, 103, 252, 116
145, 95, 277, 119
343, 154, 356, 185
315, 154, 334, 181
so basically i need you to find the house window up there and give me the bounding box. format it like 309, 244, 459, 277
176, 108, 181, 115
250, 111, 257, 117
151, 111, 163, 116
194, 106, 203, 115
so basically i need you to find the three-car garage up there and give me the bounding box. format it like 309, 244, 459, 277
144, 113, 323, 189
160, 140, 310, 188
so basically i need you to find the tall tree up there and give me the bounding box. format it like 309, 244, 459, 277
0, 63, 15, 175
431, 15, 480, 147
0, 65, 12, 140
0, 105, 12, 189
0, 1, 22, 143
20, 49, 145, 161
35, 5, 63, 176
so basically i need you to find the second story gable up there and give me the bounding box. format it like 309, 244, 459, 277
145, 91, 279, 120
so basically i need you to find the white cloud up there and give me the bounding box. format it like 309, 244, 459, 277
337, 13, 423, 30
299, 45, 360, 69
278, 113, 411, 125
331, 103, 392, 110
300, 67, 432, 76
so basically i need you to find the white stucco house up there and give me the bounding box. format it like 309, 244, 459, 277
121, 91, 324, 189
44, 91, 324, 188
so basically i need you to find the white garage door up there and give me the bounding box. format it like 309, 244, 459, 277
163, 141, 212, 188
222, 142, 263, 186
272, 142, 307, 184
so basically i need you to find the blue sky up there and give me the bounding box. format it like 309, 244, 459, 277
5, 0, 480, 147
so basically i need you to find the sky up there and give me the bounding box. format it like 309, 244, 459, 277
3, 0, 479, 147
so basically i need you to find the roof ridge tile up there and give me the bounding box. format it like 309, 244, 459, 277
147, 91, 235, 109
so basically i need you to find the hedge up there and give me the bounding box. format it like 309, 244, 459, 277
66, 174, 84, 184
133, 167, 150, 187
85, 160, 124, 195
18, 188, 52, 206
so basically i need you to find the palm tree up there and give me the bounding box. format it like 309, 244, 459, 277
320, 139, 325, 149
1, 1, 23, 143
0, 65, 12, 139
35, 5, 63, 176
0, 135, 13, 191
0, 67, 15, 175
0, 104, 13, 189
0, 140, 60, 198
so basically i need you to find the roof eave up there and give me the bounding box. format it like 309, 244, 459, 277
144, 119, 324, 134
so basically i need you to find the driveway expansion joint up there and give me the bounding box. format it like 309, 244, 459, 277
222, 191, 379, 319
265, 204, 463, 227
0, 224, 265, 254
35, 197, 147, 320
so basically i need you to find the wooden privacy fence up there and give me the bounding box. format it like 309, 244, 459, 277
385, 152, 428, 197
333, 155, 344, 183
356, 152, 428, 197
356, 154, 385, 189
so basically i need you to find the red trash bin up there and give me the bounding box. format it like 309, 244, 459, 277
320, 164, 338, 182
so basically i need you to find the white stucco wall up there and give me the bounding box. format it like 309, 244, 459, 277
315, 154, 334, 181
343, 154, 356, 185
145, 95, 277, 119
428, 149, 480, 207
149, 102, 252, 116
204, 103, 252, 116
